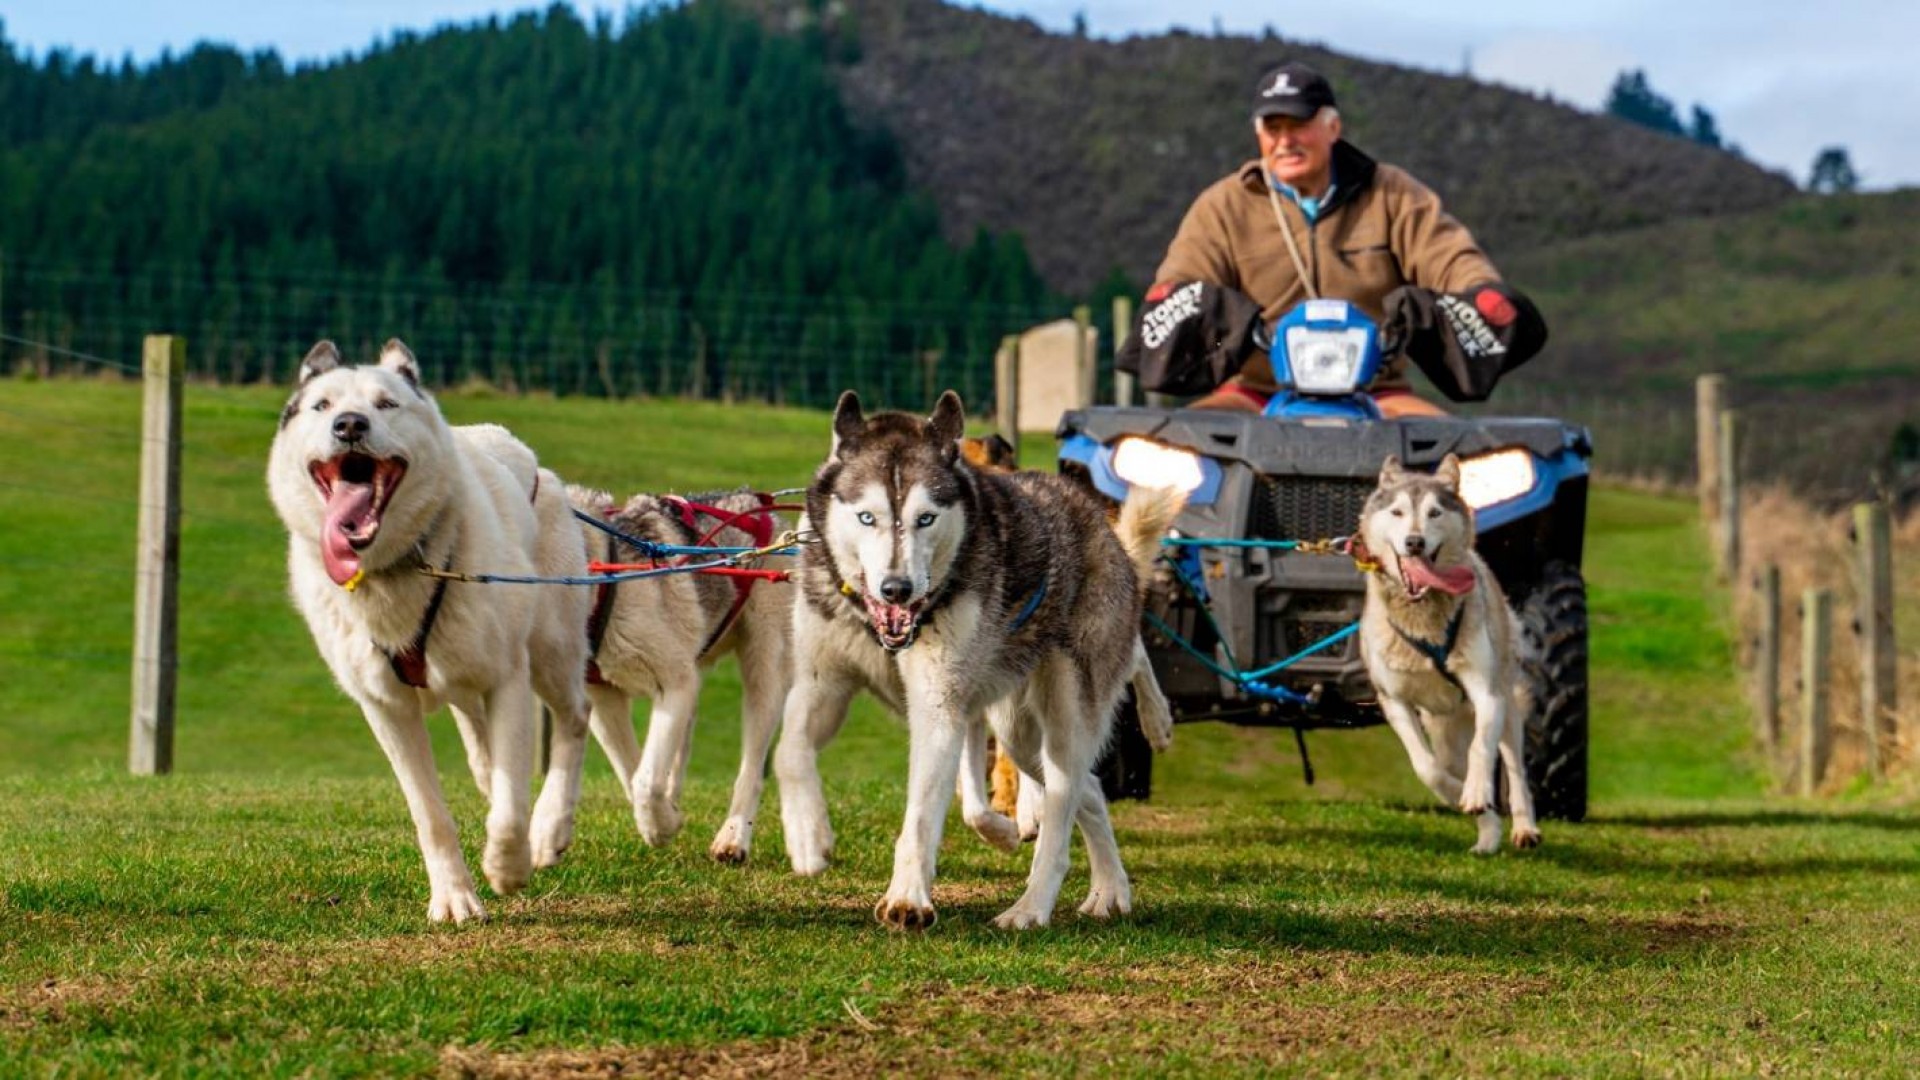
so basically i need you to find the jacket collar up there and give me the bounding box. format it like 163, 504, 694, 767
1237, 139, 1379, 218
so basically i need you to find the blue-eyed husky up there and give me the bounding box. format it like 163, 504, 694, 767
774, 391, 1182, 929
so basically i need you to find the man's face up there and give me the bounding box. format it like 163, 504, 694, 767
1255, 109, 1340, 194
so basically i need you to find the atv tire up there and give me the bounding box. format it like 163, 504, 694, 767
1095, 689, 1154, 802
1517, 562, 1589, 822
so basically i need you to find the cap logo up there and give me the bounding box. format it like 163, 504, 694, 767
1262, 73, 1300, 98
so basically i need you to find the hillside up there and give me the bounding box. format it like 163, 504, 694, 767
738, 0, 1799, 294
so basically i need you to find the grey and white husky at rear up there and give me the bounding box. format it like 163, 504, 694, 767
1356, 454, 1541, 854
267, 340, 592, 922
775, 390, 1183, 929
559, 486, 793, 863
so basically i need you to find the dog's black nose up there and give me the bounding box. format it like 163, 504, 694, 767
879, 576, 914, 605
332, 412, 370, 443
1404, 533, 1426, 556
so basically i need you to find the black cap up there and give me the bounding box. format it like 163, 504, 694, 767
1251, 62, 1337, 121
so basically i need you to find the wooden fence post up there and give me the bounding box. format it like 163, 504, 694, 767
1695, 374, 1725, 521
1717, 409, 1740, 580
1072, 304, 1095, 409
1852, 502, 1896, 778
1799, 588, 1832, 797
1755, 564, 1781, 752
1111, 295, 1136, 407
994, 334, 1020, 448
131, 334, 184, 776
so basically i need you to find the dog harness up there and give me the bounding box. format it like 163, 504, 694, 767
584, 529, 620, 686
384, 552, 455, 689
1388, 603, 1468, 699
663, 494, 780, 658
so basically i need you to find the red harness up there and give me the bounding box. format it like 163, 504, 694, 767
583, 493, 796, 684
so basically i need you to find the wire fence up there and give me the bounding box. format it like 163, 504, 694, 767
0, 255, 1061, 412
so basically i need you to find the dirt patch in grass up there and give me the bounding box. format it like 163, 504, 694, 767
439, 950, 1556, 1077
0, 974, 141, 1031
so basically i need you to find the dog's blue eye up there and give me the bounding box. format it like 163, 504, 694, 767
857, 511, 876, 527
916, 512, 937, 528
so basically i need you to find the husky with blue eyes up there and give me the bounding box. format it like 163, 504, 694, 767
775, 390, 1183, 930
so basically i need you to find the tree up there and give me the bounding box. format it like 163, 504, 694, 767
1807, 147, 1859, 194
1605, 69, 1683, 136
1688, 104, 1721, 149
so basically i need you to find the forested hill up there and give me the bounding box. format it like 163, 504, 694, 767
0, 3, 1049, 405
738, 0, 1800, 294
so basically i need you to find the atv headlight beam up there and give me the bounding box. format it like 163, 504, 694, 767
1457, 448, 1537, 509
1111, 437, 1206, 494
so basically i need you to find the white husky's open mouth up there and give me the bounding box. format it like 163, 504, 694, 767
310, 452, 408, 586
862, 594, 926, 651
1397, 550, 1476, 601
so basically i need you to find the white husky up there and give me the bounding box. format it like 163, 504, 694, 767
776, 391, 1183, 930
1356, 453, 1540, 854
267, 340, 592, 922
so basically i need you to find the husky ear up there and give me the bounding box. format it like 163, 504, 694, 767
831, 390, 865, 458
298, 341, 341, 384
1378, 454, 1405, 483
1435, 453, 1462, 490
928, 390, 966, 451
379, 338, 421, 388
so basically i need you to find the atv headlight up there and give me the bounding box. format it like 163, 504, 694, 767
1283, 327, 1370, 394
1111, 438, 1205, 494
1457, 449, 1537, 509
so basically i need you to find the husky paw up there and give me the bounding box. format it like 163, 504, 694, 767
1077, 878, 1133, 920
784, 817, 835, 876
633, 794, 685, 847
708, 818, 752, 865
428, 886, 487, 925
529, 809, 574, 870
1511, 825, 1543, 850
483, 835, 533, 896
875, 896, 938, 931
992, 899, 1053, 930
965, 811, 1022, 854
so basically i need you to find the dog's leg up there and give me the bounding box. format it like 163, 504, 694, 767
774, 667, 856, 876
530, 693, 592, 870
1381, 696, 1462, 805
1073, 772, 1132, 919
875, 690, 966, 931
1500, 703, 1542, 850
586, 684, 641, 791
988, 740, 1021, 817
1432, 712, 1501, 854
1015, 769, 1043, 842
631, 674, 700, 846
1459, 681, 1505, 816
1130, 637, 1175, 753
993, 741, 1081, 930
479, 675, 537, 898
362, 697, 486, 923
960, 705, 1020, 854
710, 633, 787, 865
449, 705, 492, 798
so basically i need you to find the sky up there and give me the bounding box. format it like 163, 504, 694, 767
4, 1, 1914, 190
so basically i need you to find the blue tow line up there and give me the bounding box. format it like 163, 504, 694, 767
1146, 534, 1362, 706
573, 507, 799, 558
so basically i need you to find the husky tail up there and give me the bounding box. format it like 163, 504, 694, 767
1114, 485, 1186, 584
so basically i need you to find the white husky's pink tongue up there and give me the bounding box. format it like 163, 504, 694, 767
322, 483, 378, 586
1403, 556, 1476, 596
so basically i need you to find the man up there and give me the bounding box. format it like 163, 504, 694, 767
1152, 61, 1532, 416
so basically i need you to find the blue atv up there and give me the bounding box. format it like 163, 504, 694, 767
1061, 298, 1593, 821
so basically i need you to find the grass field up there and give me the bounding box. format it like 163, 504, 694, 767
2, 378, 1916, 1076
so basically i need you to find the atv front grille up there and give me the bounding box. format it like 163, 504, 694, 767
1248, 475, 1373, 543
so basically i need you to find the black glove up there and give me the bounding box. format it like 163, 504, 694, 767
1382, 282, 1548, 402
1116, 281, 1267, 396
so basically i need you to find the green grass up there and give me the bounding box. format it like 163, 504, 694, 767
2, 379, 1915, 1076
